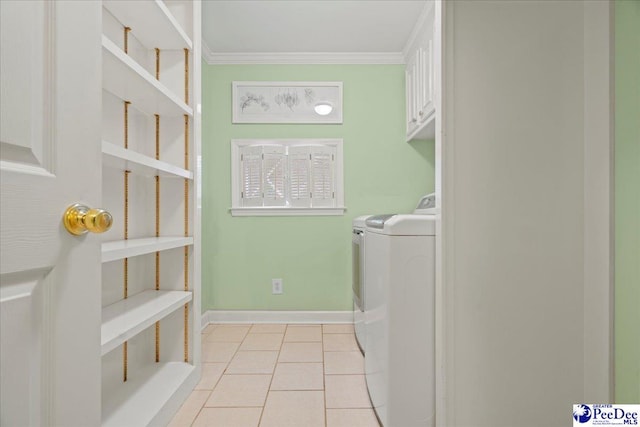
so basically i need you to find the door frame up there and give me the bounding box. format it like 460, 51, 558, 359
435, 1, 614, 425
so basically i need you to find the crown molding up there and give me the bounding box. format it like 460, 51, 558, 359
202, 39, 215, 63
402, 0, 435, 60
201, 47, 405, 65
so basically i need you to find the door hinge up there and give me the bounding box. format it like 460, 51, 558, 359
241, 154, 243, 161
241, 191, 244, 198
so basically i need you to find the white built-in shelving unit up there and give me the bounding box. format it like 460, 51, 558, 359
99, 1, 201, 425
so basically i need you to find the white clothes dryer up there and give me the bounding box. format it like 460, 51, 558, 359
364, 194, 436, 427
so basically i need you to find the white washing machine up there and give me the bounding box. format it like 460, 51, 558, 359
364, 194, 436, 427
352, 215, 371, 353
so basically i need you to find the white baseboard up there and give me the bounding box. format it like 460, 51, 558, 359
201, 310, 353, 330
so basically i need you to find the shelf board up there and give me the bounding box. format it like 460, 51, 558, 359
103, 0, 192, 50
102, 237, 194, 263
102, 141, 192, 179
101, 290, 192, 356
102, 362, 195, 427
406, 111, 436, 142
102, 35, 192, 117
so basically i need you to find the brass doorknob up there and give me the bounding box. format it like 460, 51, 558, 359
63, 204, 113, 235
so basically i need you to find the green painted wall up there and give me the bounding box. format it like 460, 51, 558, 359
615, 0, 640, 404
202, 65, 434, 311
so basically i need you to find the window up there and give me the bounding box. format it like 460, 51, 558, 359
231, 139, 345, 216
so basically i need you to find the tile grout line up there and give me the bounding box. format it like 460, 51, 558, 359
208, 324, 272, 425
322, 324, 328, 427
187, 388, 214, 427
257, 323, 287, 426
187, 327, 218, 427
194, 325, 249, 425
187, 324, 371, 426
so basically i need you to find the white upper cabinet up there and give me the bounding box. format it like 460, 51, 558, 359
405, 2, 436, 141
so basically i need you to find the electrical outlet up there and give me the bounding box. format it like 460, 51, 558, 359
272, 278, 283, 295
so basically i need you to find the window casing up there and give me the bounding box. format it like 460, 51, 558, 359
231, 139, 345, 216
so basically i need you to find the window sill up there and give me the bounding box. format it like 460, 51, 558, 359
230, 207, 347, 217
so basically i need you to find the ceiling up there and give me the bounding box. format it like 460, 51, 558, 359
202, 1, 427, 61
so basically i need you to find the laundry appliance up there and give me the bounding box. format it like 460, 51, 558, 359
364, 194, 436, 427
352, 215, 371, 353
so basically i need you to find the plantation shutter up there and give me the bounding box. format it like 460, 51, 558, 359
263, 145, 286, 207
310, 145, 336, 208
240, 146, 263, 207
288, 146, 311, 208
234, 140, 341, 212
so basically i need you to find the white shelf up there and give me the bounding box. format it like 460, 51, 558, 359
407, 112, 436, 142
102, 237, 194, 263
102, 35, 192, 117
101, 290, 192, 355
103, 0, 192, 50
102, 141, 193, 179
102, 362, 195, 427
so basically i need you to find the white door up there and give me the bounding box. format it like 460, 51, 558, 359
0, 2, 102, 425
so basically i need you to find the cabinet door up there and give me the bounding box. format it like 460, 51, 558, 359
419, 38, 435, 123
405, 50, 419, 135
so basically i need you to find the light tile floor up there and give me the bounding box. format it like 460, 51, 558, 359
169, 324, 380, 427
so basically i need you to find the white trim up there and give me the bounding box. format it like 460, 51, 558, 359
202, 50, 405, 65
201, 39, 214, 63
582, 0, 613, 402
200, 310, 211, 331
202, 310, 353, 324
231, 207, 346, 217
191, 0, 203, 372
434, 1, 448, 426
402, 1, 435, 60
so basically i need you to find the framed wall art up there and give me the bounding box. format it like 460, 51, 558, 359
232, 81, 343, 124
